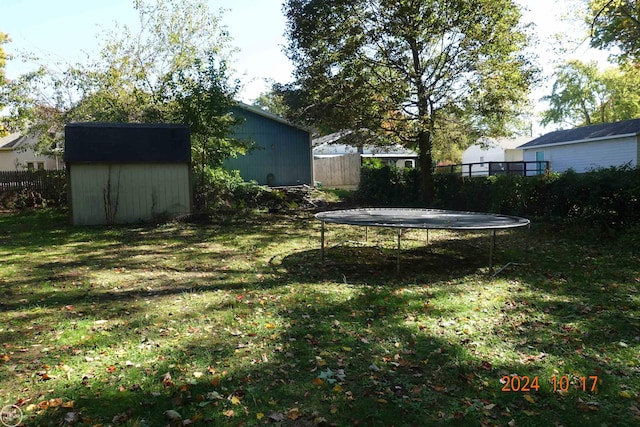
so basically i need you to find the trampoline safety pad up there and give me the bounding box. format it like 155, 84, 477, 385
315, 208, 530, 274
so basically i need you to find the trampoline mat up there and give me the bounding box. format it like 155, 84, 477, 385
315, 208, 529, 230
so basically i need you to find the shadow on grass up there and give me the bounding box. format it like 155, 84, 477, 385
2, 210, 639, 426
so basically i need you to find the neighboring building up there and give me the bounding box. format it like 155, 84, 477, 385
312, 131, 418, 189
224, 103, 313, 186
64, 123, 192, 226
519, 118, 640, 173
0, 132, 63, 171
461, 136, 530, 176
313, 131, 418, 168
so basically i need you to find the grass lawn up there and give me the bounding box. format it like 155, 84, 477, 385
0, 207, 639, 426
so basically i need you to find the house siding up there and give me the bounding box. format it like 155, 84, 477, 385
522, 136, 638, 173
69, 163, 191, 226
0, 134, 61, 171
225, 107, 312, 186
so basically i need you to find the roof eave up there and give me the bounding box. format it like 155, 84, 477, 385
235, 102, 313, 133
520, 131, 640, 150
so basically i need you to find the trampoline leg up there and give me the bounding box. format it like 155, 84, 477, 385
426, 229, 429, 245
365, 226, 368, 243
488, 229, 496, 274
397, 229, 402, 274
321, 221, 325, 262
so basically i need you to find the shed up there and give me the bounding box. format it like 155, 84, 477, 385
224, 103, 312, 186
65, 123, 191, 226
518, 119, 640, 173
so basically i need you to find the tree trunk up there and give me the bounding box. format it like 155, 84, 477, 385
417, 129, 433, 205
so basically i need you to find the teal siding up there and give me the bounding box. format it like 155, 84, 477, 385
225, 107, 312, 186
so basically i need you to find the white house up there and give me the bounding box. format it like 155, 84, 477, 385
518, 119, 640, 173
461, 136, 531, 176
0, 132, 63, 171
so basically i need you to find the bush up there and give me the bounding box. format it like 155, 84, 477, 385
357, 164, 640, 230
192, 167, 292, 213
357, 163, 420, 206
0, 170, 66, 211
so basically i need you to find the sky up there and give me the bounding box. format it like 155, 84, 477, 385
1, 0, 611, 134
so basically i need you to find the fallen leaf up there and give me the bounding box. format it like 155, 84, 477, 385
49, 398, 63, 407
162, 372, 174, 387
288, 408, 301, 420
64, 412, 80, 424
164, 410, 182, 421
524, 394, 536, 404
268, 412, 284, 422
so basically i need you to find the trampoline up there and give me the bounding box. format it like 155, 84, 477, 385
315, 208, 530, 273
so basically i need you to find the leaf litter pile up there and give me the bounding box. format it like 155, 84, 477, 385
0, 210, 639, 426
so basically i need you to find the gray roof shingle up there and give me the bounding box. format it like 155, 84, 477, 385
64, 122, 190, 163
520, 118, 640, 149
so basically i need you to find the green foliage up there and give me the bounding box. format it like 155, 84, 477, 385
283, 0, 538, 203
357, 163, 420, 206
2, 0, 245, 172
0, 171, 67, 210
542, 60, 640, 127
0, 31, 11, 136
588, 0, 640, 63
358, 165, 640, 229
192, 167, 289, 213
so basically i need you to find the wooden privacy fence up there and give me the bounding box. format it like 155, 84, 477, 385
0, 170, 66, 196
314, 153, 361, 189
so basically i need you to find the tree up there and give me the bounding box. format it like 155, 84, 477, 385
588, 0, 640, 62
541, 59, 640, 127
283, 0, 537, 203
167, 54, 247, 183
0, 32, 11, 136
3, 0, 249, 170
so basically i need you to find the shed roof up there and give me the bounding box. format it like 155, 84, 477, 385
64, 122, 190, 163
519, 118, 640, 149
234, 102, 312, 133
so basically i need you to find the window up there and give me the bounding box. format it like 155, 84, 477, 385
26, 162, 45, 171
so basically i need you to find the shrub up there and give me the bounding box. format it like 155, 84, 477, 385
357, 163, 419, 206
357, 164, 640, 230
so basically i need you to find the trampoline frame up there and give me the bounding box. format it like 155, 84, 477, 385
315, 208, 530, 274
